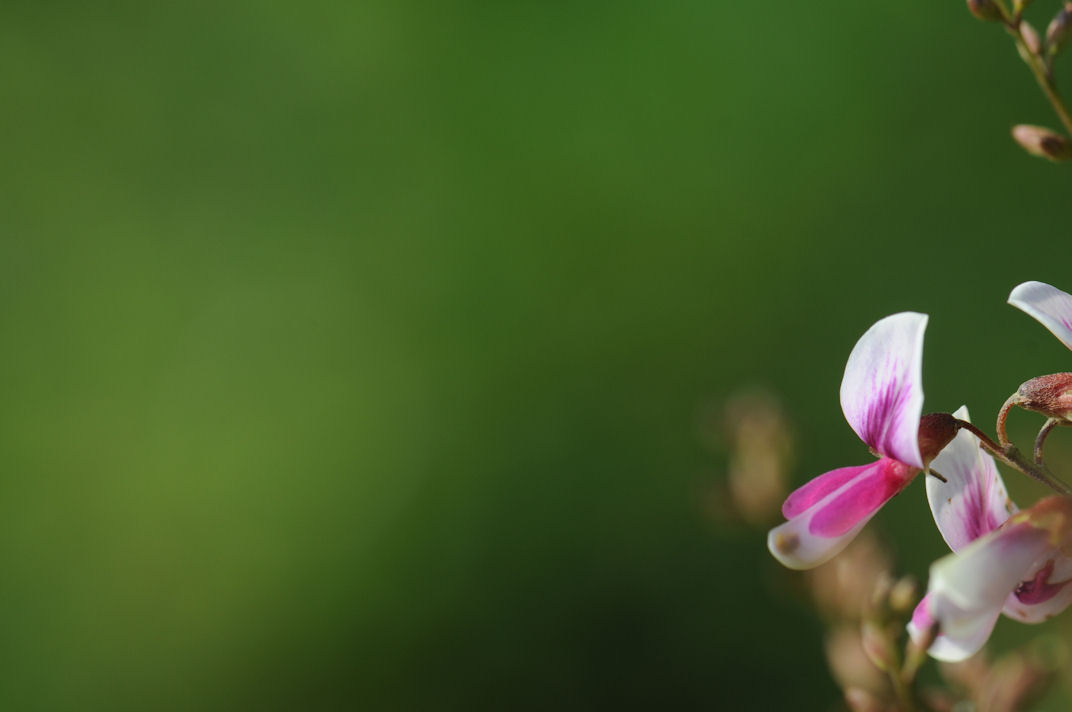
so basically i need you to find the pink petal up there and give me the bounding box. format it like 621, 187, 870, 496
1002, 555, 1072, 623
767, 458, 915, 570
925, 406, 1015, 553
1008, 281, 1072, 352
782, 463, 874, 519
840, 313, 927, 468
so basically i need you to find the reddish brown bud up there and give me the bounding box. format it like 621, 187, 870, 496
917, 412, 958, 466
1011, 125, 1072, 161
967, 0, 1004, 21
1015, 373, 1072, 419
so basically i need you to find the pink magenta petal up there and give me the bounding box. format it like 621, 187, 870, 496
782, 463, 874, 519
840, 313, 927, 468
1008, 281, 1072, 352
809, 458, 916, 537
926, 406, 1015, 552
767, 458, 915, 570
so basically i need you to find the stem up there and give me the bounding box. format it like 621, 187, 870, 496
1006, 24, 1072, 136
956, 418, 1072, 495
888, 669, 916, 712
997, 392, 1020, 448
1035, 417, 1061, 464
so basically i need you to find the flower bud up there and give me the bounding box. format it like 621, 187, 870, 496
861, 619, 898, 672
843, 687, 886, 712
1022, 20, 1043, 55
1011, 125, 1072, 161
1047, 3, 1072, 53
967, 0, 1004, 21
889, 575, 919, 614
1014, 372, 1072, 420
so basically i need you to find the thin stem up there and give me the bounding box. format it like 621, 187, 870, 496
997, 392, 1020, 448
1006, 24, 1072, 136
955, 418, 1072, 495
1034, 417, 1061, 464
889, 672, 916, 712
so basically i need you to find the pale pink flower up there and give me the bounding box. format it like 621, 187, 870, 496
768, 313, 954, 570
909, 415, 1072, 661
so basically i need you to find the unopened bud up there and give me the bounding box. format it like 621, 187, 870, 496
917, 412, 958, 466
1022, 20, 1043, 55
889, 576, 919, 614
844, 687, 886, 712
1015, 372, 1072, 419
967, 0, 1004, 21
861, 619, 898, 672
1011, 124, 1072, 161
1047, 3, 1072, 53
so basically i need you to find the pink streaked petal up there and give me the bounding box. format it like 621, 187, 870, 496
926, 406, 1015, 553
840, 312, 927, 468
782, 463, 875, 519
767, 458, 913, 570
1002, 556, 1072, 623
1009, 281, 1072, 352
809, 458, 916, 537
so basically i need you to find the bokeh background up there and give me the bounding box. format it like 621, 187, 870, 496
4, 1, 1072, 709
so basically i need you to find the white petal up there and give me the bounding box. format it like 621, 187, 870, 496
840, 313, 927, 468
926, 405, 1015, 552
1008, 281, 1072, 352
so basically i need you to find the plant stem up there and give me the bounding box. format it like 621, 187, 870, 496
955, 419, 1072, 495
1006, 25, 1072, 136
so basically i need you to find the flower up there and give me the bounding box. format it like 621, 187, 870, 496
767, 313, 956, 570
908, 409, 1072, 661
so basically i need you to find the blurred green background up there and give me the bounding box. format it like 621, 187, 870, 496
4, 1, 1072, 709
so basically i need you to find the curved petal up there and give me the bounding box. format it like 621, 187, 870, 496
925, 406, 1015, 553
1008, 281, 1072, 352
840, 312, 927, 468
908, 592, 999, 663
768, 458, 915, 570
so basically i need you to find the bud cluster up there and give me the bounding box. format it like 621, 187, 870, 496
964, 0, 1072, 160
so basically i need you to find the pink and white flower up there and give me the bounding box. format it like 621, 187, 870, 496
767, 313, 955, 570
908, 408, 1072, 661
1009, 280, 1072, 351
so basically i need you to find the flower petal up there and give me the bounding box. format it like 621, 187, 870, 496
908, 592, 999, 663
1008, 281, 1072, 352
840, 312, 927, 468
768, 458, 915, 570
925, 405, 1015, 553
1002, 555, 1072, 623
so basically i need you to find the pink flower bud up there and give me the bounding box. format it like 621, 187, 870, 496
1011, 125, 1072, 161
1021, 20, 1043, 55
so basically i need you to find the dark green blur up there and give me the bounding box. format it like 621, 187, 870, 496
2, 1, 1072, 709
